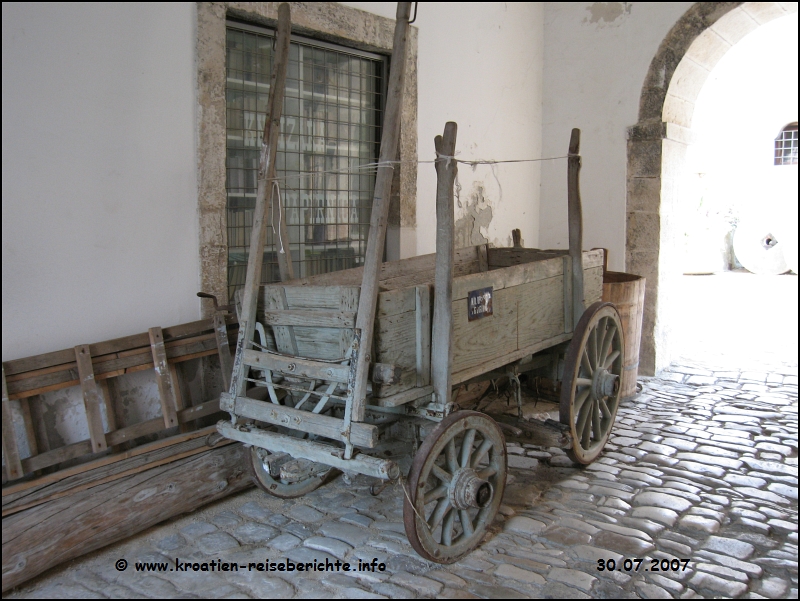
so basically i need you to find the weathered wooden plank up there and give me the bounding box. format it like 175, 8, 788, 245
213, 313, 233, 392
563, 256, 574, 333
2, 367, 23, 480
377, 287, 415, 317
372, 367, 417, 399
243, 349, 350, 383
452, 286, 518, 374
2, 318, 221, 378
265, 287, 298, 355
19, 398, 223, 474
6, 334, 222, 399
339, 288, 359, 357
376, 384, 434, 408
452, 331, 572, 386
229, 395, 378, 447
98, 379, 125, 452
281, 285, 360, 310
1, 443, 251, 593
375, 311, 417, 367
517, 276, 565, 348
431, 122, 458, 406
453, 256, 564, 301
583, 265, 604, 305
478, 244, 489, 272
27, 395, 51, 457
415, 285, 431, 387
261, 309, 356, 329
74, 345, 108, 454
148, 328, 180, 430
18, 398, 38, 461
568, 128, 585, 327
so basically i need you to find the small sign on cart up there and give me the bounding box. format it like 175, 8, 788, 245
468, 287, 493, 321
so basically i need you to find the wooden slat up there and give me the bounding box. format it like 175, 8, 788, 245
376, 384, 434, 408
74, 345, 108, 454
339, 288, 359, 357
261, 309, 356, 329
19, 398, 223, 474
232, 395, 378, 447
415, 285, 431, 387
2, 367, 24, 480
6, 333, 223, 399
452, 286, 518, 374
213, 313, 233, 392
517, 276, 565, 348
243, 349, 349, 383
563, 256, 573, 333
18, 398, 38, 459
478, 244, 489, 272
98, 379, 125, 453
2, 317, 220, 377
148, 328, 179, 430
265, 287, 298, 355
27, 395, 51, 457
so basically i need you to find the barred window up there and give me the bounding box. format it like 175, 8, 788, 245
774, 123, 798, 166
225, 22, 385, 301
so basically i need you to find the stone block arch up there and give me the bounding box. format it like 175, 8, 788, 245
626, 1, 798, 374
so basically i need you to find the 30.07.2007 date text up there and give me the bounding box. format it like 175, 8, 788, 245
597, 558, 690, 572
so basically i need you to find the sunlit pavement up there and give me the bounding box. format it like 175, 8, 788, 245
6, 273, 797, 599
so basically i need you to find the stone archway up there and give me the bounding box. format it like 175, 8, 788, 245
626, 1, 798, 375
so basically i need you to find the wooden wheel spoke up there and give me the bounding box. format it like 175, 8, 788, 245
460, 429, 476, 468
604, 349, 621, 370
574, 387, 591, 415
581, 348, 593, 377
446, 439, 459, 473
459, 510, 474, 537
588, 328, 598, 370
591, 399, 601, 442
427, 498, 451, 531
431, 463, 452, 484
576, 377, 593, 387
441, 508, 456, 546
599, 398, 611, 421
599, 324, 616, 366
577, 398, 593, 447
471, 439, 493, 468
596, 317, 607, 363
424, 484, 447, 504
476, 465, 497, 480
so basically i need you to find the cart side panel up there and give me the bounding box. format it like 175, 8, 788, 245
583, 266, 603, 305
517, 275, 566, 348
373, 287, 426, 398
452, 285, 519, 374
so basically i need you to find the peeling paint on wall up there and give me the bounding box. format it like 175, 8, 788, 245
455, 182, 494, 249
584, 2, 631, 27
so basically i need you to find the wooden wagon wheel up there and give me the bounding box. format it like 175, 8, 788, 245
403, 411, 506, 563
247, 444, 337, 499
559, 302, 624, 465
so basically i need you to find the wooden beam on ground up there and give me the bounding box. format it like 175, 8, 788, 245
349, 2, 413, 425
1, 443, 251, 593
431, 122, 458, 406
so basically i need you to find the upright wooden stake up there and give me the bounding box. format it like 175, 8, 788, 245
568, 128, 585, 328
229, 3, 292, 398
431, 123, 459, 405
347, 2, 413, 425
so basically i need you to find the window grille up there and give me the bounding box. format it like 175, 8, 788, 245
774, 123, 798, 166
225, 22, 385, 301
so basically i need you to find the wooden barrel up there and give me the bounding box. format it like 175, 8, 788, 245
602, 271, 646, 398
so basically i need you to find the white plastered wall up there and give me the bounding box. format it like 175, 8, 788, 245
540, 2, 693, 271
345, 2, 545, 256
1, 3, 198, 361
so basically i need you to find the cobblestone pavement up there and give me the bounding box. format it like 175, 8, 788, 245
7, 360, 797, 599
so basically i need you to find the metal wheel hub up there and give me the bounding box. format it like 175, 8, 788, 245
448, 468, 493, 510
592, 368, 619, 401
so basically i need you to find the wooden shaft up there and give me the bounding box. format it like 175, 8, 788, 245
347, 2, 413, 425
2, 367, 24, 480
431, 122, 459, 405
567, 128, 585, 328
230, 3, 292, 398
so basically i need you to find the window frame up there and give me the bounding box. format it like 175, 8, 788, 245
196, 2, 417, 316
774, 122, 798, 166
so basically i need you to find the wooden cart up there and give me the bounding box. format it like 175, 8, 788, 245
217, 3, 623, 564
